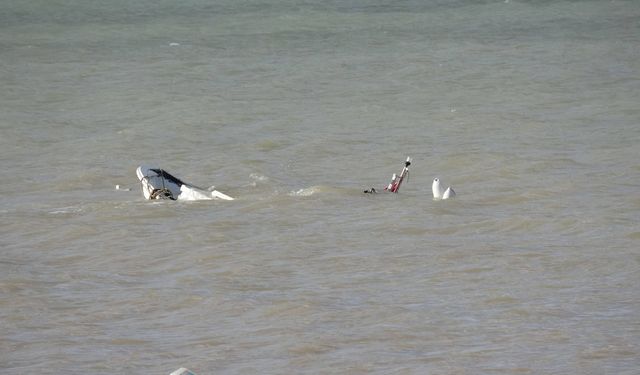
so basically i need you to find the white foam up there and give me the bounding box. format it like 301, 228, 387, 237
290, 187, 320, 197
49, 206, 83, 215
250, 173, 269, 182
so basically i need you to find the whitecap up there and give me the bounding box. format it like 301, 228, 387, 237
49, 206, 83, 215
247, 173, 269, 187
249, 173, 269, 182
290, 187, 321, 197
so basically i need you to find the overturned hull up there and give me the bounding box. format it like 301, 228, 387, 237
136, 166, 234, 201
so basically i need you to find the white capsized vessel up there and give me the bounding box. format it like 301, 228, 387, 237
136, 166, 234, 201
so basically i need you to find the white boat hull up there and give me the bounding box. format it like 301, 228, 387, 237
136, 166, 234, 201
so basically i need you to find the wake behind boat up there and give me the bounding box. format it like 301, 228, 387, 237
136, 166, 234, 201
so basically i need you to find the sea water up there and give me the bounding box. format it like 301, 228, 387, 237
1, 1, 639, 374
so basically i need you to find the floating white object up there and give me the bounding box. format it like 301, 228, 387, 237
170, 368, 196, 375
136, 166, 234, 201
443, 186, 456, 199
432, 178, 455, 200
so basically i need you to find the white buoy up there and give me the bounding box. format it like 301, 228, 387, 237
443, 186, 456, 199
432, 178, 455, 200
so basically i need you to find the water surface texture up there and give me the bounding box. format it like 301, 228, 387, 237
2, 1, 639, 374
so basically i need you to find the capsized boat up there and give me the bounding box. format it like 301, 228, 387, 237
136, 166, 234, 201
364, 156, 412, 194
385, 156, 412, 193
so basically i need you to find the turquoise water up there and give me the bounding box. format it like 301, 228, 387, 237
2, 1, 639, 374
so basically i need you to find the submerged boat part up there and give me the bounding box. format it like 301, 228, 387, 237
136, 166, 234, 201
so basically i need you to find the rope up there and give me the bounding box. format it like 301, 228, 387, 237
142, 171, 176, 200
150, 188, 175, 200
